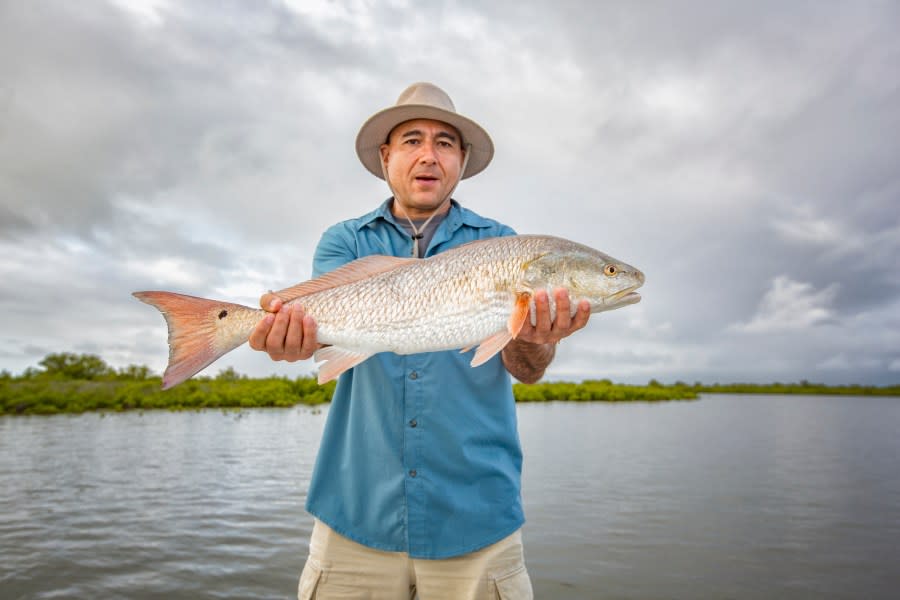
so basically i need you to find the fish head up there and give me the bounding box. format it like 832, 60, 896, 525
520, 240, 645, 313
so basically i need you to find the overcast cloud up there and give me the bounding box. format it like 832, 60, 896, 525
2, 0, 898, 385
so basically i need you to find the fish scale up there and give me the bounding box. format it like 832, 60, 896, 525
297, 245, 513, 352
134, 235, 644, 388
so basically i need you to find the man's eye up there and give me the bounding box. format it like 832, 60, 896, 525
404, 139, 419, 145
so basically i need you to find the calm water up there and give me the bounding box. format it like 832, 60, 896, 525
1, 395, 898, 599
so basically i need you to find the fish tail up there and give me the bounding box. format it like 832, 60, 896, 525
133, 291, 262, 389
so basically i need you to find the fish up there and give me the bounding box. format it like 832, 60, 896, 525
134, 235, 644, 388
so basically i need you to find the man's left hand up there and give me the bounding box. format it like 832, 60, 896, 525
515, 288, 591, 345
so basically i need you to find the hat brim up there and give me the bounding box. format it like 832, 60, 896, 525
355, 104, 494, 180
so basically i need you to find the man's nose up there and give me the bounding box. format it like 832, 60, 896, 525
416, 141, 438, 163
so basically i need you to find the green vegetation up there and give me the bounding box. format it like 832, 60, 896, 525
1, 353, 897, 416
688, 380, 900, 396
1, 353, 334, 415
513, 379, 697, 402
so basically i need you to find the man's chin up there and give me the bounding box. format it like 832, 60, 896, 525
404, 194, 449, 213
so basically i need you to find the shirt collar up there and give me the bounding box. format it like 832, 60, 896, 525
356, 199, 492, 234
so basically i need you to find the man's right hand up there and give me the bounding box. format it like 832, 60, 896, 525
248, 294, 320, 362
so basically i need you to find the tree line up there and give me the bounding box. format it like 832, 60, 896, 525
1, 353, 896, 416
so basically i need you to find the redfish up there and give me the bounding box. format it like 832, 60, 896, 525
134, 235, 644, 388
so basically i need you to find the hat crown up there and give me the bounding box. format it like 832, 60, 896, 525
396, 82, 457, 113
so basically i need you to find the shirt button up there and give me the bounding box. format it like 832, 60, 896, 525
409, 371, 418, 380
409, 469, 417, 478
409, 419, 417, 428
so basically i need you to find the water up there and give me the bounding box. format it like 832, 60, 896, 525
1, 395, 898, 599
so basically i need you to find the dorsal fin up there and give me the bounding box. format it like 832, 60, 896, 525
272, 255, 414, 303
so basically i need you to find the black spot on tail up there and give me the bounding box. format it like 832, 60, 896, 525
218, 310, 228, 319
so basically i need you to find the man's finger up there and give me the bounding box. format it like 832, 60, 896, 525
553, 288, 572, 331
533, 290, 552, 334
571, 300, 591, 331
281, 304, 306, 361
260, 293, 282, 312
266, 305, 291, 354
248, 314, 275, 351
299, 315, 319, 359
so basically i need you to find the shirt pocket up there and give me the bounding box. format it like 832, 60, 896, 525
493, 565, 533, 600
297, 557, 325, 600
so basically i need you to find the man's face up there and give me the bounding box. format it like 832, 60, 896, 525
380, 119, 465, 219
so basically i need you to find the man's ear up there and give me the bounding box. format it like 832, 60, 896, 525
379, 144, 390, 167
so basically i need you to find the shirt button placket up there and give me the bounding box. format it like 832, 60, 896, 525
405, 363, 424, 549
407, 371, 420, 472
408, 369, 420, 478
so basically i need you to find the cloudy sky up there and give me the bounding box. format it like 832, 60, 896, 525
2, 0, 898, 385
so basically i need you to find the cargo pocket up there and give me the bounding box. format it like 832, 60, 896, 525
493, 565, 533, 600
297, 557, 324, 600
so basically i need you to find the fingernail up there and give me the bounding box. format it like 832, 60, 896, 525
268, 298, 279, 311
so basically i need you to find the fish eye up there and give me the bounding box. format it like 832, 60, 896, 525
604, 264, 618, 277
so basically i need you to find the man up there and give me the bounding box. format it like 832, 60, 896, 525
250, 82, 590, 599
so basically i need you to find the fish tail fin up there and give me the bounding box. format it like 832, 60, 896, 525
133, 291, 262, 389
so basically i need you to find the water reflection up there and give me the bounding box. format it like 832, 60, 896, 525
1, 395, 899, 599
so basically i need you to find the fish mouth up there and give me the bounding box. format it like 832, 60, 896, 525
607, 286, 642, 306
608, 270, 644, 306
589, 286, 641, 314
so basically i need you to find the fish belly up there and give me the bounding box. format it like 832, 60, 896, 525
310, 288, 512, 355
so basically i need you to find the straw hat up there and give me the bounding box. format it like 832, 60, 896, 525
355, 82, 494, 180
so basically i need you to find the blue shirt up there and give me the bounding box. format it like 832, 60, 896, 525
305, 199, 524, 559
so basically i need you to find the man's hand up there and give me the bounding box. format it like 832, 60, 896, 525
248, 294, 320, 362
502, 288, 591, 384
516, 287, 591, 345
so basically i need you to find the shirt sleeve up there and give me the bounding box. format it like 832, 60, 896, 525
312, 223, 358, 278
498, 223, 517, 237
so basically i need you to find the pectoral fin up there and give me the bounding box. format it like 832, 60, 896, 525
508, 292, 531, 339
469, 292, 533, 367
314, 346, 373, 384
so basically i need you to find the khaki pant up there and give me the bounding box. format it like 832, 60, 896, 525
298, 520, 533, 600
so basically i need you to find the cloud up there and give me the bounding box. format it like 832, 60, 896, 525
818, 354, 884, 372
1, 1, 898, 385
771, 204, 853, 247
729, 276, 839, 334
